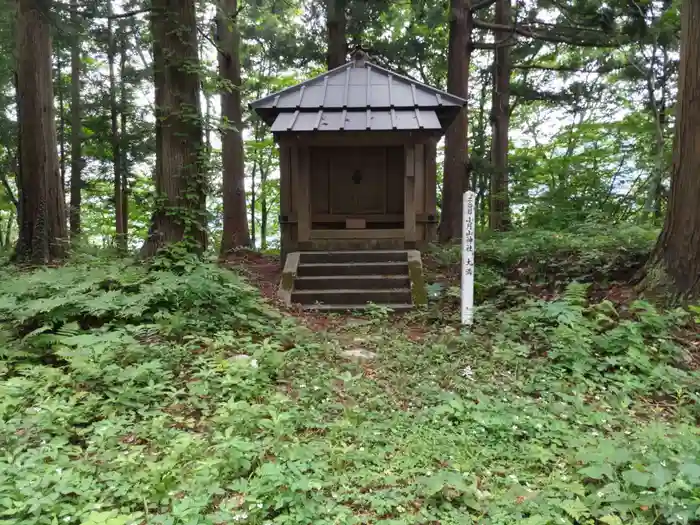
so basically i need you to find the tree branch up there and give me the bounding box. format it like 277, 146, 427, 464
198, 26, 226, 57
472, 19, 620, 47
57, 6, 156, 20
0, 171, 18, 209
107, 8, 153, 20
513, 63, 623, 73
471, 0, 498, 12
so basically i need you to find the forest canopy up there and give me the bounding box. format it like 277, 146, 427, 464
0, 0, 686, 255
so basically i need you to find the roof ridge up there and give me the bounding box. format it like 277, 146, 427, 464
250, 60, 466, 112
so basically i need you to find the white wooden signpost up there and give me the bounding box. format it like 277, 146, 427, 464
461, 191, 476, 326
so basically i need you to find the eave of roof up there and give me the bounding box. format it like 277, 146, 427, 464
270, 108, 442, 132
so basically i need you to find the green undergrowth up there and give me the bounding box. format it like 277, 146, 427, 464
425, 222, 657, 304
1, 253, 699, 525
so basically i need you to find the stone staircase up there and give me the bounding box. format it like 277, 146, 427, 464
280, 250, 426, 312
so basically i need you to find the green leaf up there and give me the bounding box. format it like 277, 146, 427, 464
559, 498, 589, 519
579, 463, 614, 480
679, 463, 700, 483
81, 511, 143, 525
622, 469, 651, 487
599, 516, 623, 525
520, 515, 551, 525
649, 463, 672, 488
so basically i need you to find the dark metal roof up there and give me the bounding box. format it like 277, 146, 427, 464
250, 50, 466, 133
271, 109, 442, 132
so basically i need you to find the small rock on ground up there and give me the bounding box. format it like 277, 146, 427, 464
344, 318, 372, 328
340, 348, 377, 361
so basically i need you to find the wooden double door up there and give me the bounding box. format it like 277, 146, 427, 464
310, 146, 404, 227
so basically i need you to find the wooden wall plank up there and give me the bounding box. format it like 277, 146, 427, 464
309, 147, 329, 215
312, 213, 403, 223
283, 130, 440, 147
311, 229, 404, 240
280, 144, 296, 257
425, 139, 438, 243
414, 143, 425, 212
404, 145, 417, 244
297, 146, 311, 243
279, 144, 291, 216
414, 143, 425, 242
386, 146, 405, 214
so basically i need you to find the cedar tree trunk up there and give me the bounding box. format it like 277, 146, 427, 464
107, 2, 125, 250
69, 0, 82, 236
326, 0, 347, 69
260, 165, 269, 250
640, 0, 700, 299
141, 0, 206, 256
15, 0, 67, 263
119, 35, 129, 244
438, 0, 472, 242
218, 0, 251, 254
57, 55, 66, 195
489, 0, 511, 231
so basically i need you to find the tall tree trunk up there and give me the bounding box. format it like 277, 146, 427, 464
260, 166, 269, 250
15, 0, 67, 263
142, 0, 206, 256
326, 0, 347, 69
489, 0, 511, 231
218, 0, 251, 254
640, 0, 700, 299
204, 93, 212, 153
119, 35, 129, 245
474, 70, 488, 229
107, 3, 124, 250
249, 121, 262, 250
146, 4, 164, 249
250, 162, 256, 249
57, 54, 66, 197
641, 44, 666, 223
4, 210, 13, 248
70, 0, 82, 236
438, 0, 472, 243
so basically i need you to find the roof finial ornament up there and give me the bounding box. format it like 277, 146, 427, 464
350, 44, 369, 68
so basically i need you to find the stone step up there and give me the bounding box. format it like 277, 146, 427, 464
297, 261, 409, 277
302, 303, 414, 313
299, 250, 409, 264
295, 274, 410, 290
291, 288, 412, 306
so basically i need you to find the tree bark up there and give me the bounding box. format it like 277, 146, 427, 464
475, 70, 489, 230
4, 211, 13, 248
640, 0, 700, 299
260, 164, 269, 250
438, 0, 472, 243
218, 0, 250, 254
107, 2, 124, 250
57, 54, 66, 198
326, 0, 347, 69
250, 162, 256, 249
15, 0, 67, 264
119, 33, 129, 245
141, 0, 206, 256
70, 0, 82, 236
489, 0, 511, 231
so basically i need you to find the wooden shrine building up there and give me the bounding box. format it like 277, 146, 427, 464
251, 49, 466, 310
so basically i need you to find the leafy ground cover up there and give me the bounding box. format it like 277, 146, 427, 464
423, 222, 658, 313
1, 228, 699, 525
